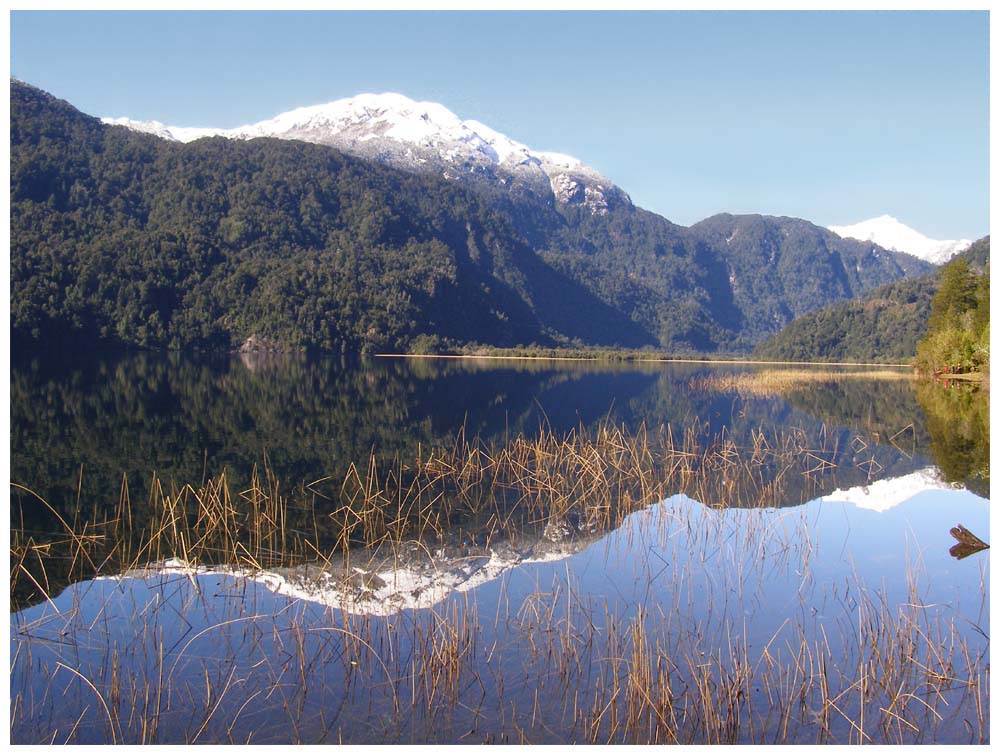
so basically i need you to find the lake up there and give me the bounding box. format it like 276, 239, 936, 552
9, 350, 990, 744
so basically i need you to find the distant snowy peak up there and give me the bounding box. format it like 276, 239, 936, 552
828, 215, 971, 265
101, 93, 627, 215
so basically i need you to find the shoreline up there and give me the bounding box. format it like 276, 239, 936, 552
375, 353, 914, 369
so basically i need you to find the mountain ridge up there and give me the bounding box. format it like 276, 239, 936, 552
12, 79, 934, 355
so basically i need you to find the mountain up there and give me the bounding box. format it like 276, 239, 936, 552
954, 234, 992, 270
103, 92, 628, 217
828, 215, 971, 265
12, 80, 932, 355
754, 236, 989, 363
686, 213, 930, 351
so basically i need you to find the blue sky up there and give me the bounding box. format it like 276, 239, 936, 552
10, 10, 989, 239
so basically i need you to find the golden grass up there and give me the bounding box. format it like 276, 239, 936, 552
690, 368, 915, 397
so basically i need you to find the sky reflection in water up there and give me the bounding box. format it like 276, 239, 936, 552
11, 482, 989, 744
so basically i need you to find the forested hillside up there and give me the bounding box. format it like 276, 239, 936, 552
752, 276, 938, 363
687, 213, 930, 351
11, 80, 932, 354
754, 237, 989, 364
12, 81, 642, 353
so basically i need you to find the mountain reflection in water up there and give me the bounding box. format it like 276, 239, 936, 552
10, 348, 990, 743
10, 351, 989, 613
103, 463, 982, 618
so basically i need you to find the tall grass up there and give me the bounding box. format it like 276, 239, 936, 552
12, 419, 856, 608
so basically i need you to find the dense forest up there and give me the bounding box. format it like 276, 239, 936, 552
11, 80, 931, 354
755, 237, 990, 364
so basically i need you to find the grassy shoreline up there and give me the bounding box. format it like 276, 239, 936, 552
375, 352, 914, 369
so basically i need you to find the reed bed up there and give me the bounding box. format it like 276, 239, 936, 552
10, 421, 989, 745
690, 368, 914, 397
11, 420, 851, 607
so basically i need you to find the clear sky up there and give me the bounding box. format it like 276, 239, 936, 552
10, 10, 989, 239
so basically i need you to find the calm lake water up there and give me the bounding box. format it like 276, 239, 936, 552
10, 350, 990, 744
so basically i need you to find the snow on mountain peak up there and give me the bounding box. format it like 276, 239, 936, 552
234, 93, 472, 146
535, 151, 583, 170
101, 116, 177, 141
101, 93, 624, 214
828, 215, 972, 265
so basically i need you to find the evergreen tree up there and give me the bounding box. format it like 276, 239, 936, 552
914, 244, 990, 374
927, 258, 977, 333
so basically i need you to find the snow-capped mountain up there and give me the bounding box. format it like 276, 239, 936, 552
828, 215, 971, 265
102, 93, 628, 215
